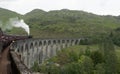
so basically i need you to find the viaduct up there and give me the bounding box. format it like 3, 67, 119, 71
10, 38, 82, 69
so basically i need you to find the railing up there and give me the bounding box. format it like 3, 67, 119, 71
10, 50, 32, 74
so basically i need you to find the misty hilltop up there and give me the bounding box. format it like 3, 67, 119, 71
0, 8, 120, 38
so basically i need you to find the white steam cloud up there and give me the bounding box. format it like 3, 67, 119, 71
0, 17, 30, 35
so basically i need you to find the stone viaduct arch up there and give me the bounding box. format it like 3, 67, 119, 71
11, 38, 82, 68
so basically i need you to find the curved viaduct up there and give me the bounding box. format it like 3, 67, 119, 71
10, 38, 82, 68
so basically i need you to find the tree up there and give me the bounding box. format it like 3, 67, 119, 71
103, 37, 118, 74
90, 50, 104, 65
31, 61, 40, 72
84, 46, 91, 56
68, 50, 79, 62
95, 63, 105, 74
61, 62, 81, 74
78, 55, 94, 74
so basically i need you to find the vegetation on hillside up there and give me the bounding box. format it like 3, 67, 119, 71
1, 8, 120, 39
0, 8, 21, 22
23, 9, 120, 38
31, 36, 120, 74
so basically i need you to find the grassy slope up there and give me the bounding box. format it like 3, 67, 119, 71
0, 8, 22, 22
1, 8, 120, 38
24, 9, 120, 38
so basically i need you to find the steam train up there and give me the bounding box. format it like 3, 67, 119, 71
0, 28, 32, 51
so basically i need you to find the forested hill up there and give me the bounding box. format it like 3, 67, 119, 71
24, 9, 120, 29
0, 8, 21, 22
1, 8, 120, 38
24, 9, 120, 38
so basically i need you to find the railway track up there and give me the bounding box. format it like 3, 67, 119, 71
0, 43, 20, 74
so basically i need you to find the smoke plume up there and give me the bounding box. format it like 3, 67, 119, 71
0, 17, 30, 35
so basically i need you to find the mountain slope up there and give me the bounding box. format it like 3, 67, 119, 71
24, 9, 120, 29
0, 8, 120, 38
23, 9, 120, 38
0, 8, 22, 22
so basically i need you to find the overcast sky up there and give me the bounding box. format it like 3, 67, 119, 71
0, 0, 120, 16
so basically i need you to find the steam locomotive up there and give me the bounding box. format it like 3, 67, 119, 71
0, 28, 32, 51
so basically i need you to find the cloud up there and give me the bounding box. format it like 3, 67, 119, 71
0, 0, 16, 2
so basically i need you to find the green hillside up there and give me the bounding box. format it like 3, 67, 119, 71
0, 8, 120, 38
0, 8, 22, 22
24, 9, 120, 38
